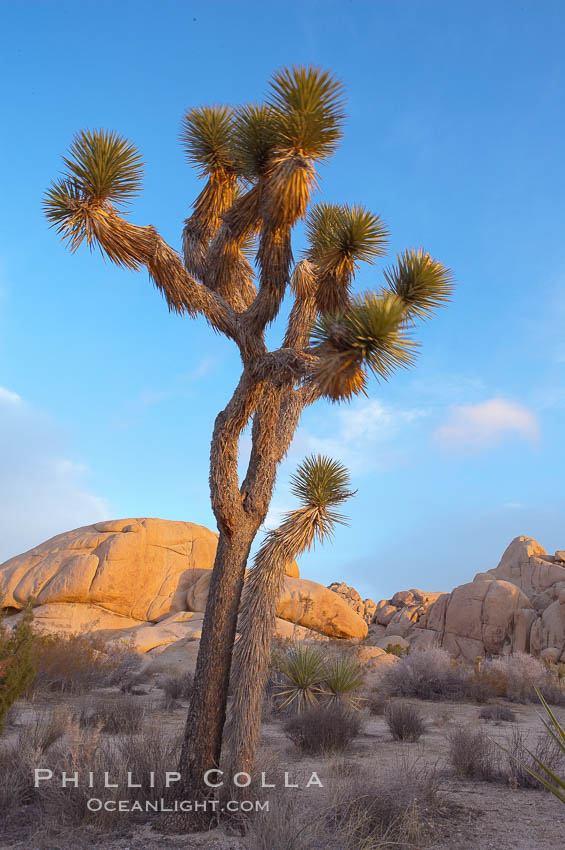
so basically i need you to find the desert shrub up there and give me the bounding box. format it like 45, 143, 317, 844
322, 655, 365, 709
478, 653, 565, 705
0, 707, 72, 831
78, 695, 145, 734
381, 648, 468, 702
31, 632, 142, 694
3, 703, 19, 728
275, 645, 326, 713
0, 714, 186, 838
385, 643, 407, 657
382, 648, 565, 707
448, 726, 499, 781
120, 669, 151, 694
329, 761, 443, 849
504, 726, 564, 790
385, 701, 426, 742
0, 738, 37, 827
161, 670, 194, 708
245, 791, 318, 850
479, 704, 516, 722
26, 706, 70, 752
366, 689, 388, 715
283, 703, 362, 754
116, 725, 184, 803
0, 602, 35, 734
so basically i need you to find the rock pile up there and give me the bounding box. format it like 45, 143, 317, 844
1, 523, 563, 666
342, 537, 565, 664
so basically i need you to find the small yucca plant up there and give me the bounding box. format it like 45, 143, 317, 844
274, 645, 327, 713
322, 655, 366, 710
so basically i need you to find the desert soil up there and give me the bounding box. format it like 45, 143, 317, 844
1, 690, 564, 850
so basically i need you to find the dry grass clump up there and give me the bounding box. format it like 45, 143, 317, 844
31, 632, 142, 694
245, 790, 320, 850
0, 710, 184, 840
366, 689, 389, 715
246, 759, 446, 850
283, 703, 363, 754
447, 720, 565, 792
328, 761, 444, 849
78, 694, 145, 734
504, 726, 564, 790
479, 704, 517, 722
448, 725, 500, 781
384, 701, 426, 742
160, 670, 194, 709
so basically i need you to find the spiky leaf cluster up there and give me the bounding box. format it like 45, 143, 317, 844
275, 645, 327, 713
384, 248, 453, 321
290, 454, 353, 509
43, 130, 144, 253
180, 105, 235, 178
267, 66, 345, 160
61, 129, 143, 205
307, 203, 388, 274
232, 104, 279, 180
323, 655, 366, 709
306, 203, 389, 311
311, 293, 418, 400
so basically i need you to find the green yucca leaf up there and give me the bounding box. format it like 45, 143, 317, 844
323, 655, 366, 709
306, 203, 389, 274
43, 178, 84, 234
61, 129, 143, 205
383, 248, 453, 322
289, 455, 354, 509
267, 65, 345, 161
232, 103, 279, 179
180, 105, 234, 177
312, 292, 418, 382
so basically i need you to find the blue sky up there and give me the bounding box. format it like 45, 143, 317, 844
1, 0, 564, 602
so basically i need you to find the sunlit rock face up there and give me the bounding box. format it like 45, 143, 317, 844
0, 518, 367, 649
2, 526, 564, 662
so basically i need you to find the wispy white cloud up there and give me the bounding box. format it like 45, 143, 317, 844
0, 386, 22, 404
435, 398, 540, 450
291, 399, 427, 474
0, 388, 109, 563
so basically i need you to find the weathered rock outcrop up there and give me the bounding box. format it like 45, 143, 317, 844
327, 582, 377, 624
0, 519, 221, 621
356, 537, 565, 664
0, 518, 367, 645
184, 570, 367, 640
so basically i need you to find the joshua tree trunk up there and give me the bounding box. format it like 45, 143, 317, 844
177, 527, 253, 801
159, 380, 307, 831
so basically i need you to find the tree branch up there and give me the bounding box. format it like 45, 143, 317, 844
90, 210, 244, 344
209, 372, 263, 535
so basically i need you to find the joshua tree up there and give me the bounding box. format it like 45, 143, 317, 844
226, 454, 354, 780
44, 65, 453, 826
